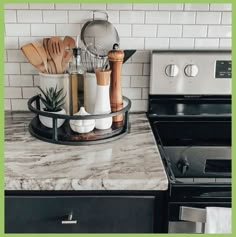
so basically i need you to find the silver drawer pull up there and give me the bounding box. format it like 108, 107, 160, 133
61, 213, 78, 225
180, 206, 206, 223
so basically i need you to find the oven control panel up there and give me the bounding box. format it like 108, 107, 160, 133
150, 51, 231, 95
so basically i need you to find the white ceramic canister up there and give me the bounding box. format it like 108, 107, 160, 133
84, 72, 97, 114
69, 107, 95, 133
94, 69, 112, 130
39, 73, 70, 114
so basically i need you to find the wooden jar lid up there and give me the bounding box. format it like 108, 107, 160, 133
95, 69, 111, 86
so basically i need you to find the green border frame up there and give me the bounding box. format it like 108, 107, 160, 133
1, 0, 234, 236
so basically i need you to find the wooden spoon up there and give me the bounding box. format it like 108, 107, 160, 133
21, 43, 47, 73
43, 38, 57, 74
62, 36, 76, 72
31, 41, 48, 73
47, 37, 64, 74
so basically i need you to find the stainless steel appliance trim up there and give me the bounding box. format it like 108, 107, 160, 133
179, 206, 206, 223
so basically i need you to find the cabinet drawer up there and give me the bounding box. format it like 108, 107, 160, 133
5, 196, 155, 233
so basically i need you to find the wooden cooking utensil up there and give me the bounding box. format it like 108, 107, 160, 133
21, 43, 47, 73
31, 41, 48, 73
47, 37, 64, 74
43, 38, 56, 74
62, 36, 76, 72
108, 49, 125, 123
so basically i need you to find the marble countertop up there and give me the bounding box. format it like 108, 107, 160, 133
5, 112, 168, 191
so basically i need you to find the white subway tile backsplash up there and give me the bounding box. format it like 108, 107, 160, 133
11, 99, 28, 110
55, 4, 80, 10
145, 38, 169, 50
183, 25, 207, 37
210, 4, 231, 11
131, 76, 149, 88
195, 38, 220, 49
208, 25, 231, 38
122, 64, 143, 76
5, 87, 22, 98
22, 87, 39, 98
9, 75, 33, 87
143, 64, 150, 76
146, 11, 170, 24
107, 4, 132, 10
131, 51, 150, 63
5, 37, 18, 49
133, 4, 158, 10
219, 39, 231, 49
4, 50, 7, 61
185, 4, 209, 11
196, 12, 221, 24
158, 25, 182, 37
123, 88, 142, 99
5, 4, 29, 9
133, 25, 157, 37
171, 12, 195, 24
5, 63, 20, 74
31, 24, 56, 36
81, 4, 106, 10
43, 11, 68, 23
69, 11, 92, 23
170, 38, 194, 49
19, 37, 43, 47
120, 38, 144, 49
5, 10, 17, 23
29, 4, 54, 9
17, 10, 42, 23
56, 24, 80, 37
7, 50, 27, 62
114, 24, 132, 37
222, 12, 231, 24
21, 63, 38, 75
105, 11, 119, 24
120, 11, 145, 24
130, 100, 148, 112
159, 4, 184, 11
5, 24, 30, 36
122, 76, 131, 88
4, 99, 11, 110
3, 3, 232, 112
142, 88, 149, 100
5, 75, 9, 86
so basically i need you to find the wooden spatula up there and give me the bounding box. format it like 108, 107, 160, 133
31, 41, 48, 73
43, 38, 57, 74
62, 36, 76, 72
47, 37, 64, 74
21, 43, 47, 73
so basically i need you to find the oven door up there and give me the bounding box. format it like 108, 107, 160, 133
168, 202, 231, 233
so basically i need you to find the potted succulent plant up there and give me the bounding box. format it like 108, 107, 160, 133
38, 86, 66, 128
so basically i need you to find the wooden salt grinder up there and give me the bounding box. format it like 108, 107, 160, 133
108, 49, 124, 122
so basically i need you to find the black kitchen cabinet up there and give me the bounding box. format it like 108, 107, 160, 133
5, 192, 168, 233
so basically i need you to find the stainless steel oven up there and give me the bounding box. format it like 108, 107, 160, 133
148, 50, 231, 233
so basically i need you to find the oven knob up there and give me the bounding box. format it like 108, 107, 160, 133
165, 64, 179, 77
184, 64, 199, 77
177, 156, 190, 175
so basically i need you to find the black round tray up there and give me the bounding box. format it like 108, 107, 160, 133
27, 95, 131, 145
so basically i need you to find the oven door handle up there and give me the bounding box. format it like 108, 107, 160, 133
179, 206, 206, 223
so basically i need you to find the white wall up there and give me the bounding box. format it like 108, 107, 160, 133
4, 3, 232, 111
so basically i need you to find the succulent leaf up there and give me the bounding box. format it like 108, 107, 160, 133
38, 86, 65, 112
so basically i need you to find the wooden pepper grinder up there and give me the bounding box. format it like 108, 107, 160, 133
108, 48, 124, 122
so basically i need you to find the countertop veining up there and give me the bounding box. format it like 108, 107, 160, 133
5, 112, 168, 191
